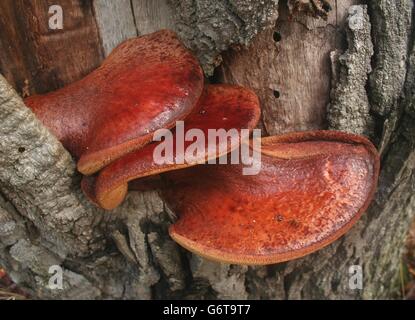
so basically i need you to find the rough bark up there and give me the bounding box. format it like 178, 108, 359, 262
0, 0, 414, 300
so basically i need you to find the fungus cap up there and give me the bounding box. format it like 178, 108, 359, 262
82, 84, 261, 210
24, 30, 204, 175
164, 131, 380, 265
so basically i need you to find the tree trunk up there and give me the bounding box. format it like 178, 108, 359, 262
0, 0, 414, 299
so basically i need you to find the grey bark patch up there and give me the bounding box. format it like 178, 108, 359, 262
148, 231, 186, 292
327, 5, 375, 136
368, 0, 413, 116
0, 202, 25, 247
403, 45, 415, 117
9, 239, 62, 278
0, 74, 103, 258
170, 0, 279, 75
190, 255, 249, 299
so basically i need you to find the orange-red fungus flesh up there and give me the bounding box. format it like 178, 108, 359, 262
82, 84, 261, 210
24, 30, 204, 175
164, 131, 380, 265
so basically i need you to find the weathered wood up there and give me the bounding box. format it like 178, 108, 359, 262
132, 0, 176, 35
218, 0, 360, 135
0, 0, 103, 95
93, 0, 138, 56
93, 0, 176, 58
95, 0, 280, 76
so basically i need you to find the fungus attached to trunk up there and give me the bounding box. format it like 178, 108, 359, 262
82, 84, 261, 210
24, 30, 204, 175
20, 29, 380, 265
164, 131, 380, 265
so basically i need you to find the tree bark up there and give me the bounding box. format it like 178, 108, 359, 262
0, 0, 414, 299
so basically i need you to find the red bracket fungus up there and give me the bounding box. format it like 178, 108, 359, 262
24, 30, 204, 175
82, 84, 261, 210
163, 131, 380, 265
21, 29, 380, 265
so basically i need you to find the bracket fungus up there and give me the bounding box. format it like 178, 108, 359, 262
163, 131, 380, 265
24, 30, 204, 175
82, 84, 261, 210
21, 29, 380, 265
